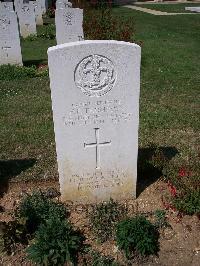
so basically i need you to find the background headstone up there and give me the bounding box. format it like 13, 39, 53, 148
40, 0, 47, 14
55, 7, 84, 44
0, 7, 23, 65
185, 7, 200, 13
32, 0, 43, 25
0, 1, 14, 12
56, 0, 72, 10
48, 40, 141, 203
17, 1, 37, 38
14, 0, 22, 14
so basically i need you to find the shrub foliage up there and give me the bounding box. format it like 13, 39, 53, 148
0, 64, 48, 81
84, 8, 135, 42
27, 217, 84, 265
116, 216, 159, 258
162, 155, 200, 215
89, 199, 127, 242
16, 191, 67, 234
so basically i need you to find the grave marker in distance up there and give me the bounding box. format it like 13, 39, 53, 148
0, 7, 23, 65
17, 1, 37, 38
55, 7, 84, 44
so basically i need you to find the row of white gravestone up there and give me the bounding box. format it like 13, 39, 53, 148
0, 1, 23, 65
14, 0, 46, 37
0, 0, 47, 65
16, 0, 37, 38
48, 39, 141, 203
55, 0, 84, 44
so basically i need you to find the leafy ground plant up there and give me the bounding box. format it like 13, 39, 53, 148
16, 191, 67, 234
162, 155, 200, 216
88, 199, 127, 243
84, 8, 135, 42
1, 219, 29, 255
90, 250, 119, 266
38, 24, 56, 40
27, 217, 84, 266
0, 64, 48, 81
116, 216, 159, 259
154, 209, 170, 229
23, 34, 38, 41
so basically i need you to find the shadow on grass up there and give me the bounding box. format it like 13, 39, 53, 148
137, 146, 178, 197
0, 158, 36, 197
23, 59, 47, 67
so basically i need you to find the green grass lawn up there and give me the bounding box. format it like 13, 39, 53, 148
0, 8, 199, 182
136, 3, 200, 13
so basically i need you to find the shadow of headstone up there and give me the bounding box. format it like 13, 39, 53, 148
0, 158, 36, 197
137, 146, 178, 196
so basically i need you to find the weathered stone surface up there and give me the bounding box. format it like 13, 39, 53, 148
32, 0, 43, 25
56, 0, 72, 10
48, 40, 141, 203
40, 0, 47, 14
55, 7, 84, 44
0, 1, 14, 12
17, 1, 37, 38
0, 8, 22, 65
185, 7, 200, 13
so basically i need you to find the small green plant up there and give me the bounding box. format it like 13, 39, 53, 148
162, 155, 200, 215
116, 216, 159, 258
27, 217, 84, 265
154, 209, 169, 229
0, 219, 29, 255
173, 189, 200, 216
0, 64, 37, 80
23, 34, 38, 41
46, 7, 55, 18
84, 8, 135, 42
16, 191, 67, 234
38, 24, 56, 39
90, 250, 119, 266
0, 64, 48, 80
89, 199, 127, 243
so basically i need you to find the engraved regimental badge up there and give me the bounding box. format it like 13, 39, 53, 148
0, 16, 10, 30
74, 54, 116, 97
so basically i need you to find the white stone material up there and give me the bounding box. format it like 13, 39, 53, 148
185, 7, 200, 13
40, 0, 47, 14
32, 0, 43, 25
17, 1, 37, 38
14, 0, 22, 14
56, 0, 72, 10
55, 8, 84, 44
0, 8, 23, 65
0, 1, 14, 12
48, 40, 141, 203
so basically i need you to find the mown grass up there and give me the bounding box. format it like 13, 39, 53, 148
0, 7, 199, 182
136, 3, 200, 13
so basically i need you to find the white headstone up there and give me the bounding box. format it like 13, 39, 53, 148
40, 0, 47, 14
14, 0, 22, 14
32, 0, 43, 25
55, 8, 84, 44
0, 1, 14, 12
17, 1, 37, 38
0, 8, 23, 65
185, 7, 200, 13
56, 0, 72, 10
48, 40, 141, 203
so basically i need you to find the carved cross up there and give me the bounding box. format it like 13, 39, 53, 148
84, 128, 111, 169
